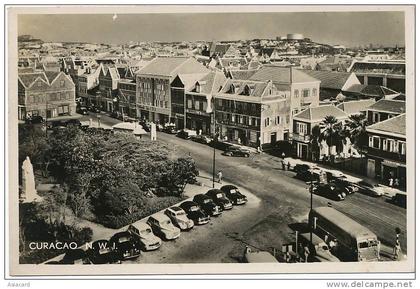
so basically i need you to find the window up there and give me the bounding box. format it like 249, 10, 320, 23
303, 89, 310, 98
195, 100, 200, 110
297, 123, 307, 135
369, 136, 380, 149
373, 112, 380, 123
386, 139, 396, 152
264, 117, 270, 127
37, 81, 42, 87
399, 141, 406, 155
239, 116, 244, 124
187, 99, 192, 109
58, 105, 69, 116
312, 88, 317, 97
294, 89, 299, 98
60, 80, 65, 87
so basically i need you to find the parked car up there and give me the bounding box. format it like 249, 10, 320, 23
330, 177, 357, 194
243, 247, 278, 263
49, 120, 67, 129
127, 223, 162, 251
164, 206, 194, 231
293, 163, 311, 173
61, 248, 91, 264
355, 181, 385, 197
176, 129, 197, 139
162, 124, 178, 134
205, 189, 233, 210
109, 231, 142, 260
223, 146, 251, 157
190, 134, 212, 144
220, 185, 248, 205
66, 119, 82, 127
147, 213, 181, 241
77, 106, 88, 115
87, 239, 121, 264
295, 167, 321, 182
312, 183, 346, 201
179, 201, 210, 225
391, 193, 407, 208
87, 105, 100, 113
25, 115, 44, 125
298, 233, 341, 262
192, 194, 222, 216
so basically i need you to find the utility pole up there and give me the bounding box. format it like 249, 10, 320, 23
45, 95, 48, 138
212, 98, 216, 188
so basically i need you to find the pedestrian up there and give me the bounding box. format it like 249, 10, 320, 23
285, 251, 292, 263
389, 177, 394, 187
304, 245, 310, 263
217, 170, 223, 183
281, 152, 286, 159
282, 160, 286, 170
394, 178, 400, 188
329, 238, 337, 252
324, 234, 329, 244
287, 162, 291, 171
393, 240, 401, 260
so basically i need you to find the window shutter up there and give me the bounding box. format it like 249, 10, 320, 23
382, 139, 387, 151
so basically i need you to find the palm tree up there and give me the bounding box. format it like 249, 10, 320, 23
320, 115, 339, 157
310, 124, 321, 161
345, 113, 368, 155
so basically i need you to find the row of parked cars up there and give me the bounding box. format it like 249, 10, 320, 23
51, 185, 248, 264
293, 163, 406, 207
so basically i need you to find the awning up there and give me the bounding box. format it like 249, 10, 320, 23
382, 159, 406, 168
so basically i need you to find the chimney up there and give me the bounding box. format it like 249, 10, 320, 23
289, 66, 293, 84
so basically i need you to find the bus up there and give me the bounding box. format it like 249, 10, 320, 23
309, 207, 380, 262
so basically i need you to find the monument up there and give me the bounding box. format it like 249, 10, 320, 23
150, 122, 157, 141
21, 156, 42, 203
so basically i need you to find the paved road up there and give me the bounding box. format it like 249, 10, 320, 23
81, 113, 407, 262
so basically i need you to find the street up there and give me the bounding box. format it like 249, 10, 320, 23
81, 113, 407, 262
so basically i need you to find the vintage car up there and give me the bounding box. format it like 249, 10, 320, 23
109, 231, 142, 260
147, 213, 181, 241
190, 134, 212, 144
192, 194, 222, 216
205, 189, 233, 210
220, 185, 248, 205
61, 248, 91, 264
127, 223, 162, 251
87, 239, 121, 264
164, 206, 194, 231
243, 246, 278, 263
179, 201, 210, 225
223, 146, 251, 157
355, 181, 385, 197
312, 183, 346, 201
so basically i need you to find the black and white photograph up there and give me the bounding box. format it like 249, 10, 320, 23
5, 4, 415, 280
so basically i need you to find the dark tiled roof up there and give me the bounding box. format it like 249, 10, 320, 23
350, 61, 405, 75
192, 71, 226, 94
294, 105, 348, 122
300, 69, 355, 90
345, 84, 399, 97
18, 72, 48, 88
44, 71, 61, 83
249, 65, 320, 84
219, 79, 270, 98
229, 69, 258, 80
367, 113, 406, 136
366, 99, 406, 114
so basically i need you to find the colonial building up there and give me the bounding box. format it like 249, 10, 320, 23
365, 114, 406, 188
98, 64, 120, 112
136, 57, 209, 124
18, 71, 76, 120
249, 65, 321, 127
292, 105, 348, 160
365, 99, 406, 124
214, 79, 290, 147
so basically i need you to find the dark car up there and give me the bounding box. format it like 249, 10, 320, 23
25, 115, 44, 125
109, 231, 141, 260
223, 146, 250, 157
293, 163, 311, 173
192, 194, 222, 216
312, 183, 346, 201
190, 134, 212, 144
391, 193, 407, 208
66, 119, 82, 127
329, 177, 357, 194
220, 185, 248, 205
61, 248, 91, 264
77, 106, 88, 115
176, 129, 197, 139
139, 121, 151, 132
179, 201, 210, 225
49, 120, 67, 130
206, 189, 233, 210
162, 125, 177, 134
87, 105, 100, 113
295, 168, 320, 182
87, 239, 121, 264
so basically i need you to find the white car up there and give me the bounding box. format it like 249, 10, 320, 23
147, 213, 181, 241
127, 223, 162, 251
164, 206, 194, 231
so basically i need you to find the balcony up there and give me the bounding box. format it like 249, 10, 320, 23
292, 133, 310, 143
366, 147, 406, 163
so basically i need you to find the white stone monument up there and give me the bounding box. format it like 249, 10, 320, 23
150, 122, 157, 141
21, 156, 42, 203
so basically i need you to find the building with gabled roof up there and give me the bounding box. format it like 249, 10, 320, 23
214, 78, 290, 147
365, 114, 406, 187
336, 99, 376, 116
136, 57, 209, 123
18, 71, 76, 120
98, 64, 121, 112
365, 99, 405, 124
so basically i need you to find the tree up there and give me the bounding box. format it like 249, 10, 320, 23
310, 125, 321, 161
321, 115, 339, 156
345, 113, 368, 154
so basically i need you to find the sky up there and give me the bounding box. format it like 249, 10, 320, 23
18, 11, 405, 47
